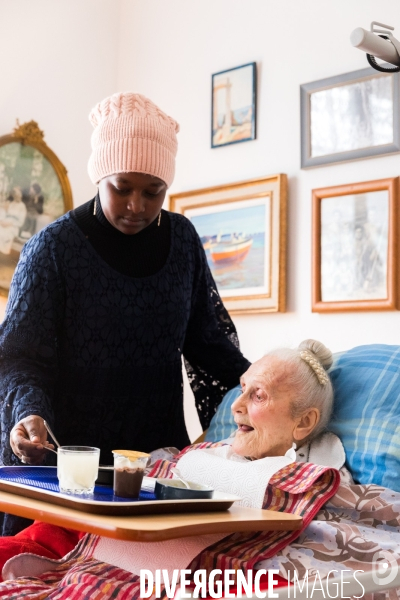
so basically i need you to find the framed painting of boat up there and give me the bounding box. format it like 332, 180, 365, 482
169, 175, 287, 314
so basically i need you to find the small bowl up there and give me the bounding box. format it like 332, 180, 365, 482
96, 466, 114, 486
155, 478, 214, 500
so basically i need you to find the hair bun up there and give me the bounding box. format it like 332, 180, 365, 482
298, 339, 333, 371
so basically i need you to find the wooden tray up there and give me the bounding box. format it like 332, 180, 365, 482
0, 466, 240, 516
0, 486, 303, 541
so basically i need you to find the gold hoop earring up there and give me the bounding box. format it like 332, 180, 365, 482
157, 212, 162, 226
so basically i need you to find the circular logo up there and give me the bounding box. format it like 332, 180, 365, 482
371, 550, 399, 587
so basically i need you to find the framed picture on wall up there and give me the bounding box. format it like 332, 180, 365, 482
312, 177, 399, 312
0, 120, 73, 296
301, 67, 400, 168
170, 174, 287, 314
211, 62, 257, 148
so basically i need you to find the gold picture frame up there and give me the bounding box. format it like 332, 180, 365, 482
312, 177, 399, 312
0, 120, 73, 296
170, 174, 287, 314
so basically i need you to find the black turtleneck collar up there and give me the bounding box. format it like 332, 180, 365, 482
71, 195, 171, 278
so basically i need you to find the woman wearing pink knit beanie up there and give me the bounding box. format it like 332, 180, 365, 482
84, 92, 179, 237
0, 92, 250, 535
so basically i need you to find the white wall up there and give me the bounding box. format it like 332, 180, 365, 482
117, 0, 400, 438
0, 0, 121, 313
2, 0, 400, 440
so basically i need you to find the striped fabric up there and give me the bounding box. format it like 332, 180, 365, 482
328, 343, 400, 491
0, 551, 143, 599
204, 385, 241, 442
148, 441, 225, 478
150, 451, 339, 590
0, 535, 135, 600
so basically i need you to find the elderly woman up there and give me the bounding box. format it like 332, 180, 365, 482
0, 92, 250, 535
0, 339, 343, 597
229, 338, 348, 472
155, 338, 350, 498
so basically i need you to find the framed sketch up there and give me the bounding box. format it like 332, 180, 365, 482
312, 177, 399, 312
0, 120, 72, 296
301, 67, 400, 168
212, 62, 257, 148
170, 175, 287, 314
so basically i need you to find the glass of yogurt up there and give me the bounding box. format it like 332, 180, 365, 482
57, 446, 100, 495
112, 450, 150, 498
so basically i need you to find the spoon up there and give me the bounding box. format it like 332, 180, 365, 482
43, 420, 61, 449
170, 467, 190, 489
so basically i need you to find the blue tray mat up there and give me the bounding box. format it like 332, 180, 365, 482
0, 467, 156, 503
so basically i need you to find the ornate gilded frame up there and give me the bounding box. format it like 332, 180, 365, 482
0, 121, 72, 296
170, 175, 287, 314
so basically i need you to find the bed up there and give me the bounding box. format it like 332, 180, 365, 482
191, 343, 400, 599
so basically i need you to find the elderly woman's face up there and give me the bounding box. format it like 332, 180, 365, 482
98, 172, 167, 235
231, 356, 316, 460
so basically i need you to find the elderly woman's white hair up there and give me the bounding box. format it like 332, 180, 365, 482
267, 339, 334, 442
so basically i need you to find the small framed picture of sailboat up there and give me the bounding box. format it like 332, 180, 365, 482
169, 175, 287, 314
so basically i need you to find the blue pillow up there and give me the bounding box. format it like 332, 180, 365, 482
204, 385, 241, 442
328, 344, 400, 491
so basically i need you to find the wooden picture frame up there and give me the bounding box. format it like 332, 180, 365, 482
0, 120, 73, 296
170, 175, 287, 315
312, 177, 399, 312
211, 62, 257, 148
301, 67, 400, 168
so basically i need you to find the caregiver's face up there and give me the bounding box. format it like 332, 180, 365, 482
98, 172, 167, 235
231, 356, 299, 460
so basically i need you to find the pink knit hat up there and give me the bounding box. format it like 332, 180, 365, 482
88, 92, 179, 187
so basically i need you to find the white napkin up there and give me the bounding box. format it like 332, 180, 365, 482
176, 445, 295, 508
92, 533, 228, 578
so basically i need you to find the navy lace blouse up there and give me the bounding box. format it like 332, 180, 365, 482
0, 209, 250, 465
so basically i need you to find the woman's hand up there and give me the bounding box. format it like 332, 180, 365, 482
10, 415, 54, 465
